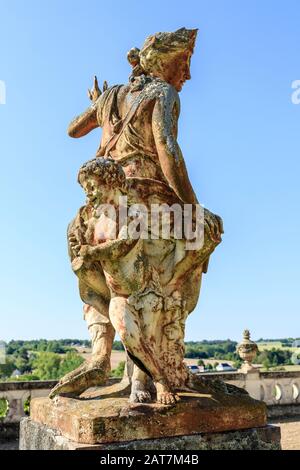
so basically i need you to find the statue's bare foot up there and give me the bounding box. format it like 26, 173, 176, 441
49, 357, 110, 399
130, 390, 152, 403
129, 379, 152, 403
157, 391, 180, 405
155, 381, 180, 405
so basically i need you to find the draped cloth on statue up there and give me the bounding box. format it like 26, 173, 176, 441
95, 82, 169, 182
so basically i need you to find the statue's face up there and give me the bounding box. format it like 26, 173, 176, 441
163, 51, 192, 92
81, 175, 102, 205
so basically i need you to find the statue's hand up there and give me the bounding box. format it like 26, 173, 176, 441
88, 76, 101, 102
204, 209, 224, 243
79, 244, 94, 261
87, 76, 108, 102
68, 233, 81, 257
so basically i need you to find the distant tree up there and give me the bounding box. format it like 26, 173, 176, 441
6, 340, 24, 355
222, 341, 236, 354
23, 396, 31, 415
112, 341, 125, 351
0, 398, 9, 418
256, 349, 292, 369
292, 351, 300, 365
58, 352, 84, 378
13, 356, 29, 374
198, 351, 209, 359
111, 361, 125, 378
36, 340, 49, 352
32, 352, 61, 380
46, 341, 66, 354
32, 351, 84, 380
0, 360, 16, 379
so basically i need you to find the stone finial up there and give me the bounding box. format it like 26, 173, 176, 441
236, 330, 259, 373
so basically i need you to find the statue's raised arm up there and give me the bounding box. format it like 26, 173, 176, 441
68, 76, 107, 138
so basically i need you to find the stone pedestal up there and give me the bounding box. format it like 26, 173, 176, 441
18, 384, 282, 450
20, 419, 281, 450
29, 391, 267, 444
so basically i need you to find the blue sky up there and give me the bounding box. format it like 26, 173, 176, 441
0, 0, 299, 342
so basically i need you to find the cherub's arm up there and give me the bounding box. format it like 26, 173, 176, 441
67, 206, 88, 259
152, 86, 198, 205
79, 237, 139, 264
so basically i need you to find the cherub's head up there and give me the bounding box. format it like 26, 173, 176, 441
127, 27, 198, 92
78, 158, 127, 206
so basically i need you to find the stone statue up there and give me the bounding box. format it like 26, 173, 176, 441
49, 27, 223, 404
21, 28, 271, 450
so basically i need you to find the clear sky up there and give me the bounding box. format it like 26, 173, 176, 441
0, 0, 299, 342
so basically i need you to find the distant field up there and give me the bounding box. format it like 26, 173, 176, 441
77, 348, 126, 369
257, 342, 283, 349
257, 342, 298, 353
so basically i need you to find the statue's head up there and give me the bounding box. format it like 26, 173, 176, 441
78, 158, 127, 206
127, 27, 198, 92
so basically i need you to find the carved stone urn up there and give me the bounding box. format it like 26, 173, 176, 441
237, 330, 259, 373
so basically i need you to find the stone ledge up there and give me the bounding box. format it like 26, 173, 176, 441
260, 371, 300, 379
0, 380, 57, 391
0, 378, 121, 392
200, 372, 245, 381
20, 418, 281, 450
268, 404, 300, 419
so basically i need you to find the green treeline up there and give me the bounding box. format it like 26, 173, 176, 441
0, 338, 297, 381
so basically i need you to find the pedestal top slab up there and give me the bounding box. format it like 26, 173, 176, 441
30, 389, 267, 445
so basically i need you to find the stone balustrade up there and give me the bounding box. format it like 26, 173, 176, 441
202, 370, 300, 406
1, 370, 300, 427
201, 370, 300, 418
0, 380, 57, 425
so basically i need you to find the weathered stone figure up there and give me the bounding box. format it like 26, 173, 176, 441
22, 27, 274, 450
50, 28, 223, 404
